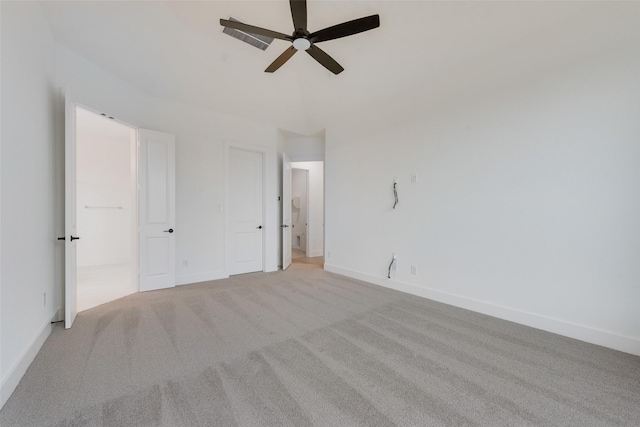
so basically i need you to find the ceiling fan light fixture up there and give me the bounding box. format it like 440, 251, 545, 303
292, 38, 311, 51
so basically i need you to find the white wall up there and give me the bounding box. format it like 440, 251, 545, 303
0, 0, 3, 410
55, 44, 280, 286
76, 110, 135, 267
1, 1, 59, 408
292, 161, 324, 258
325, 37, 640, 355
282, 131, 325, 162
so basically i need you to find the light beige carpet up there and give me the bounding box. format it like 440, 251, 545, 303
1, 262, 639, 426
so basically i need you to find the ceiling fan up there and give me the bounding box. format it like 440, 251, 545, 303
220, 0, 380, 75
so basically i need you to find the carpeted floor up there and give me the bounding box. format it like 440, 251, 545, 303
1, 261, 639, 426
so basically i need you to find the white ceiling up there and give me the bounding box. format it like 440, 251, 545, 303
40, 1, 640, 135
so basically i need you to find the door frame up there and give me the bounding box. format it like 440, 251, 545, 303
64, 94, 78, 328
64, 98, 140, 325
224, 141, 268, 276
282, 152, 292, 270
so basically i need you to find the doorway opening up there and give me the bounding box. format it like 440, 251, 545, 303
290, 161, 324, 266
291, 168, 308, 254
75, 107, 138, 312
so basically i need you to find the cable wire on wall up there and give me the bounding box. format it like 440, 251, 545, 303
393, 179, 398, 209
387, 254, 397, 279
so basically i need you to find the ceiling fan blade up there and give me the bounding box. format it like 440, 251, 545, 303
289, 0, 307, 31
306, 44, 344, 75
309, 15, 380, 43
220, 19, 292, 41
265, 46, 297, 73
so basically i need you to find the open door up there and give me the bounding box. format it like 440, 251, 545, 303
138, 129, 176, 292
64, 96, 78, 329
282, 152, 292, 270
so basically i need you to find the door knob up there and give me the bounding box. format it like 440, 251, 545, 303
257, 225, 262, 229
70, 236, 80, 241
57, 237, 65, 241
281, 224, 289, 228
163, 228, 174, 233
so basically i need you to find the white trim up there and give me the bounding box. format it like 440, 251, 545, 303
130, 128, 139, 294
308, 249, 324, 258
176, 271, 229, 286
266, 263, 278, 272
324, 263, 640, 356
224, 141, 268, 276
1, 311, 58, 409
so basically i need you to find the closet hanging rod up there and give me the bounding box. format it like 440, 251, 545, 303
84, 205, 123, 209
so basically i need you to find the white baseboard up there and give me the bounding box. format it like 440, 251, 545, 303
324, 264, 640, 356
308, 249, 324, 258
176, 264, 279, 286
176, 271, 228, 286
1, 310, 57, 410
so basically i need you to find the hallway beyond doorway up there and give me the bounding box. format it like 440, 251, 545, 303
292, 248, 324, 268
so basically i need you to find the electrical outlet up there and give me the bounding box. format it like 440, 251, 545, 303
327, 251, 331, 258
411, 173, 418, 184
183, 259, 189, 268
410, 265, 417, 275
43, 292, 47, 307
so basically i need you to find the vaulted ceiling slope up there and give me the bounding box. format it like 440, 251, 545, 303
41, 1, 640, 135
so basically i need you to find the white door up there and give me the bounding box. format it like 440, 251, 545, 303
282, 153, 292, 270
139, 129, 176, 291
64, 97, 78, 329
229, 148, 264, 275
